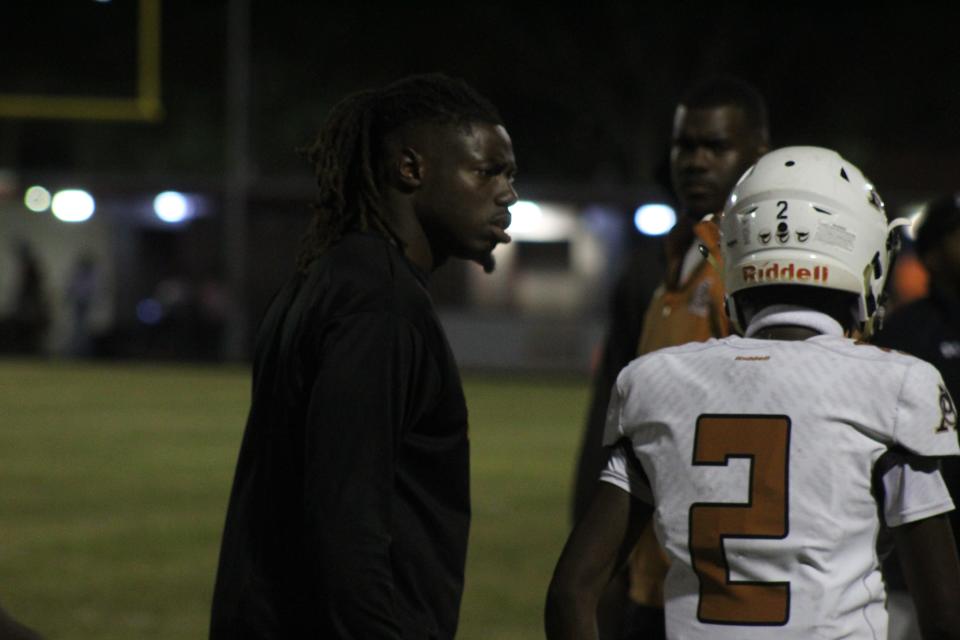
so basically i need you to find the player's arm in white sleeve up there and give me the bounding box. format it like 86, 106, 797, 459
591, 369, 655, 503
545, 376, 653, 640
883, 362, 960, 638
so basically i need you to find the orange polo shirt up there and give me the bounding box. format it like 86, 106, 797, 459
637, 217, 728, 356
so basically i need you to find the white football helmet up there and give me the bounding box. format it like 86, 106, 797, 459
721, 146, 907, 336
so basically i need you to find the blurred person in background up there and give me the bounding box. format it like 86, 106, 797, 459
209, 73, 517, 639
547, 147, 960, 640
0, 241, 49, 356
194, 273, 229, 361
63, 252, 99, 358
571, 76, 769, 638
874, 192, 960, 640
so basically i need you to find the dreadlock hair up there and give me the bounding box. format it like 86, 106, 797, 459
680, 75, 770, 146
296, 73, 503, 272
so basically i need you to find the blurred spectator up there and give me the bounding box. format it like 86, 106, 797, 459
195, 274, 229, 360
136, 274, 228, 361
0, 242, 50, 355
874, 192, 960, 640
875, 192, 960, 421
63, 252, 99, 358
889, 250, 929, 308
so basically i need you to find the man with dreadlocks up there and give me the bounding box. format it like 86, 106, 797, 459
210, 74, 517, 639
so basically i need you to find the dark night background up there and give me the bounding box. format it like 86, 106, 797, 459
1, 1, 958, 361
3, 6, 960, 638
2, 3, 958, 197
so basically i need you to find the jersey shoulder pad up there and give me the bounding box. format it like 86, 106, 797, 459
894, 359, 959, 456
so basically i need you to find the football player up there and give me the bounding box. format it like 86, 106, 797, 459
571, 77, 770, 639
546, 147, 960, 639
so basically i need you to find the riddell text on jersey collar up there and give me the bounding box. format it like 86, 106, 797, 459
742, 263, 829, 284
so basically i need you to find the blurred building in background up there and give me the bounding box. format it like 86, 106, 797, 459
0, 174, 674, 371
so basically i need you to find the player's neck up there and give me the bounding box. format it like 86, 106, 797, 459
750, 325, 821, 341
380, 192, 437, 272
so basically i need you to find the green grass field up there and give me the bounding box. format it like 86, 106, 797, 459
0, 359, 589, 639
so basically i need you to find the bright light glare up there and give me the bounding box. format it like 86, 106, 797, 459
506, 200, 577, 242
508, 200, 544, 236
24, 185, 52, 212
509, 200, 542, 223
51, 189, 95, 223
908, 213, 923, 240
901, 203, 927, 240
634, 204, 676, 236
154, 191, 190, 223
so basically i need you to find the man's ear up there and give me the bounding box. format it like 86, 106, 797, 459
396, 146, 424, 191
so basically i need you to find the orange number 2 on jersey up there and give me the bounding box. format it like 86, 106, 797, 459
689, 414, 791, 625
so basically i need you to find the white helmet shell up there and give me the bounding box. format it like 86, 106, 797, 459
721, 146, 901, 336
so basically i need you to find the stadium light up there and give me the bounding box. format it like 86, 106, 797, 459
153, 191, 191, 224
24, 185, 52, 212
51, 189, 95, 223
634, 203, 676, 236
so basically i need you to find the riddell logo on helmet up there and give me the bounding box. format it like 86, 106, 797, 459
742, 263, 829, 283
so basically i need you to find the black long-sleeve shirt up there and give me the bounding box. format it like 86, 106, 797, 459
210, 232, 470, 639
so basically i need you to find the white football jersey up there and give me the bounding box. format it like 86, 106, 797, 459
601, 308, 959, 640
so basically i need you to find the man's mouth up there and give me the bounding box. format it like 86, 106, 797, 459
491, 211, 512, 244
491, 227, 511, 244
681, 181, 714, 195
